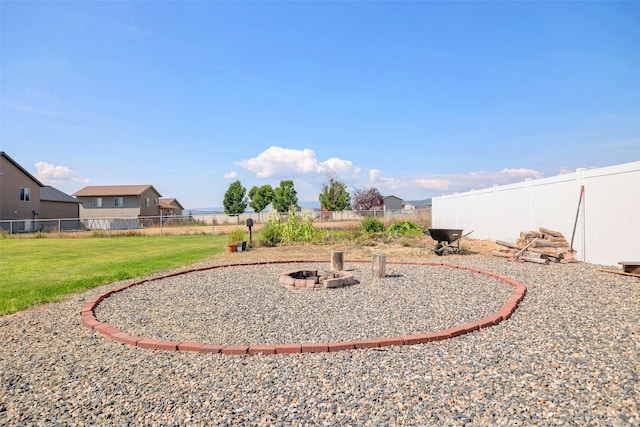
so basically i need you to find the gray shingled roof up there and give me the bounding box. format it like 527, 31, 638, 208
40, 186, 80, 203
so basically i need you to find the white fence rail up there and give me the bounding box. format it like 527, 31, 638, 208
432, 161, 640, 266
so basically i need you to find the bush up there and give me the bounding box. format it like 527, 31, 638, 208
281, 212, 320, 243
226, 228, 246, 245
258, 213, 320, 246
388, 220, 422, 236
258, 218, 283, 246
360, 217, 385, 234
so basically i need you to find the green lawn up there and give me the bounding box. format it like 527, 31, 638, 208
0, 234, 225, 315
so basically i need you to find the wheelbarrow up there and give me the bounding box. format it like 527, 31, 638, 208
427, 229, 474, 256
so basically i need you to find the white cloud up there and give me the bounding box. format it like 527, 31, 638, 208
414, 178, 452, 191
34, 161, 88, 185
234, 145, 548, 202
319, 157, 353, 175
499, 168, 543, 179
223, 171, 238, 179
368, 169, 381, 182
237, 146, 354, 178
364, 168, 545, 199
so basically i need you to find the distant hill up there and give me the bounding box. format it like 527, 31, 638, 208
405, 198, 432, 207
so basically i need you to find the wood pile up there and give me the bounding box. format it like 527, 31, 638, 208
493, 227, 576, 265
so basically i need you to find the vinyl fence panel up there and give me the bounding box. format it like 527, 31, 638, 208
432, 161, 640, 266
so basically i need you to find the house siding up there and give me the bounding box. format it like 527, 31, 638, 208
76, 189, 161, 219
77, 196, 141, 219
40, 201, 79, 219
0, 155, 41, 221
139, 188, 161, 216
383, 196, 403, 211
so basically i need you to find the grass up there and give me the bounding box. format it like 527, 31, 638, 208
0, 234, 225, 315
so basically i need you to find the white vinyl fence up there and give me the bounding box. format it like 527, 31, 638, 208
432, 161, 640, 266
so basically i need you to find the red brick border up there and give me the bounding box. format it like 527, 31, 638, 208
80, 260, 527, 355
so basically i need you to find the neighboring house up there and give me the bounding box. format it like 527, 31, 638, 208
382, 195, 404, 212
40, 186, 80, 219
1, 151, 43, 223
159, 198, 184, 217
1, 152, 80, 231
72, 185, 162, 219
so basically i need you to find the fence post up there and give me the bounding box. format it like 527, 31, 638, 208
372, 253, 386, 278
331, 251, 344, 272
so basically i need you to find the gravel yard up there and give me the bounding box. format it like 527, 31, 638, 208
1, 245, 638, 426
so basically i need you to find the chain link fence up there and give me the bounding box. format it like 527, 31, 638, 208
1, 208, 431, 237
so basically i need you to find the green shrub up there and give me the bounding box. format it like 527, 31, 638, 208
281, 212, 320, 243
226, 228, 246, 245
259, 213, 320, 245
258, 218, 283, 246
360, 217, 385, 234
388, 220, 422, 236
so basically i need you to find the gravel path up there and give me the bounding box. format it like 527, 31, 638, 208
1, 255, 638, 426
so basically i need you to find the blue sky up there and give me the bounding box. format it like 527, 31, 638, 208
2, 1, 639, 209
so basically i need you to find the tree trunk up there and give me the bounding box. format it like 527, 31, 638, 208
331, 251, 344, 272
372, 253, 386, 278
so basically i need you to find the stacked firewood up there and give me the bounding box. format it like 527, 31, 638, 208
493, 227, 576, 265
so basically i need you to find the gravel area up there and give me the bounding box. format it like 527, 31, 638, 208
96, 262, 513, 345
1, 255, 639, 426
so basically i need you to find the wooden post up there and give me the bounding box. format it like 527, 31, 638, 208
331, 251, 344, 272
372, 253, 386, 278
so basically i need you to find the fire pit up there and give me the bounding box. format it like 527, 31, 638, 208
278, 269, 356, 290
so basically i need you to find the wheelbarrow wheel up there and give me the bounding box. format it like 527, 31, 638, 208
434, 243, 445, 256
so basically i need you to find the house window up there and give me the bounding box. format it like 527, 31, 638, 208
114, 197, 124, 207
154, 198, 157, 206
145, 197, 149, 207
19, 188, 30, 201
93, 197, 103, 208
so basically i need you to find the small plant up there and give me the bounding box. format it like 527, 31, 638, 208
258, 218, 283, 246
388, 220, 422, 237
360, 217, 385, 234
226, 228, 245, 245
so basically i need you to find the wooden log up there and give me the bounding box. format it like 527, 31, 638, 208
521, 231, 543, 240
539, 227, 565, 238
496, 240, 520, 250
549, 236, 569, 244
372, 253, 386, 278
514, 238, 538, 259
521, 256, 550, 265
331, 251, 344, 272
532, 239, 563, 248
492, 251, 513, 258
496, 240, 562, 260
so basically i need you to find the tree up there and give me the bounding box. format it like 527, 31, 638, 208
223, 180, 247, 214
352, 186, 383, 211
272, 180, 298, 213
248, 184, 273, 213
318, 177, 351, 211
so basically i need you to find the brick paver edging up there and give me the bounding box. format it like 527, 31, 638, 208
80, 260, 527, 355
